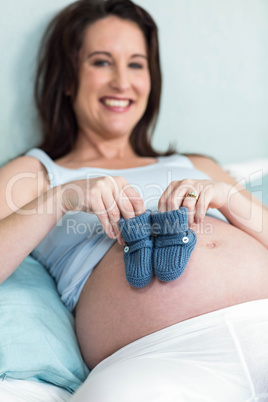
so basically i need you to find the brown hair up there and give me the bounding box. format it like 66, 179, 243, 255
35, 0, 176, 160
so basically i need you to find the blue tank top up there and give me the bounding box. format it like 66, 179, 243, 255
26, 148, 227, 311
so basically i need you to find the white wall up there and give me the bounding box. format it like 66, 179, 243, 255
139, 0, 268, 163
1, 0, 268, 166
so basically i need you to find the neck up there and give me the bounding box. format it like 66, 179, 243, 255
71, 131, 137, 162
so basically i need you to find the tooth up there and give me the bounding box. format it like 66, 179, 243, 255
104, 99, 130, 107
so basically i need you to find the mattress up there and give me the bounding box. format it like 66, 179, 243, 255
0, 378, 72, 402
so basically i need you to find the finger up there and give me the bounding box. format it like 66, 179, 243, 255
117, 186, 145, 246
182, 198, 198, 226
159, 181, 198, 214
101, 191, 122, 239
116, 188, 136, 220
195, 188, 212, 223
99, 176, 136, 233
165, 188, 186, 211
122, 183, 145, 216
181, 188, 200, 226
108, 177, 136, 220
91, 197, 117, 239
101, 193, 127, 246
102, 187, 136, 245
116, 185, 145, 220
158, 182, 178, 212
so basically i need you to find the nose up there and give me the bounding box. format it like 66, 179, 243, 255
110, 65, 131, 92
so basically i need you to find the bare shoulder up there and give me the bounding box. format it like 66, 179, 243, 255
0, 155, 50, 219
0, 155, 49, 186
186, 154, 237, 185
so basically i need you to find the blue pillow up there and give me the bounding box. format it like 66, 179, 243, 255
0, 256, 89, 393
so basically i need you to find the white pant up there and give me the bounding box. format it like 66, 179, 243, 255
71, 299, 268, 402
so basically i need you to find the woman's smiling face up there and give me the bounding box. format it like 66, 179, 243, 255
73, 15, 151, 142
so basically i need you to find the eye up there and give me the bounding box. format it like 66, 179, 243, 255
93, 59, 110, 67
129, 62, 143, 69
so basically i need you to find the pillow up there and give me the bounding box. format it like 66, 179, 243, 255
0, 256, 89, 393
247, 173, 268, 207
224, 159, 268, 206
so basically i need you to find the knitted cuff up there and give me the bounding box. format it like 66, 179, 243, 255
151, 207, 188, 236
119, 210, 152, 242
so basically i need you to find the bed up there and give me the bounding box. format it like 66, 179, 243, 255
0, 159, 267, 401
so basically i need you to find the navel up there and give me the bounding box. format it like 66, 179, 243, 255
206, 241, 217, 249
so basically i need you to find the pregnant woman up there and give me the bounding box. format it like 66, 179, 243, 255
0, 0, 267, 400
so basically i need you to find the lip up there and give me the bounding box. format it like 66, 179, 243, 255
100, 96, 134, 112
100, 96, 134, 102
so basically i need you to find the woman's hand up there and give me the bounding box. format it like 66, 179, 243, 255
158, 179, 230, 226
60, 176, 145, 243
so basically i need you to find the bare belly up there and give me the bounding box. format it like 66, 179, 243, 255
75, 216, 268, 369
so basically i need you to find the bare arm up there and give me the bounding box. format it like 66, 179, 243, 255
188, 155, 268, 248
0, 156, 65, 283
0, 156, 145, 283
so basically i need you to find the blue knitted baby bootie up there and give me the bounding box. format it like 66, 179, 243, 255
151, 207, 197, 282
118, 211, 154, 288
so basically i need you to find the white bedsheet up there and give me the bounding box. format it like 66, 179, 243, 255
224, 157, 268, 182
0, 378, 72, 402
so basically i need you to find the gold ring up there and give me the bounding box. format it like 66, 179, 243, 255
185, 191, 198, 200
